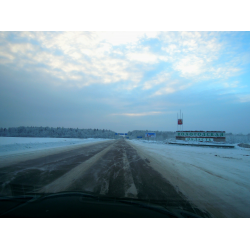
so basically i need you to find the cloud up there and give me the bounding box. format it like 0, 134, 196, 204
0, 31, 247, 94
143, 72, 170, 90
111, 111, 163, 116
174, 55, 205, 77
127, 51, 158, 64
0, 49, 15, 62
237, 94, 250, 103
0, 32, 143, 86
8, 43, 35, 54
97, 32, 159, 46
161, 32, 225, 79
0, 32, 8, 39
223, 81, 239, 88
152, 80, 192, 96
162, 44, 181, 55
210, 66, 241, 79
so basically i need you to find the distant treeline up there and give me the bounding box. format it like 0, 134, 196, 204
0, 126, 116, 139
1, 127, 249, 143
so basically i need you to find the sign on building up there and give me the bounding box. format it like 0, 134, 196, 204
176, 131, 226, 142
185, 138, 214, 142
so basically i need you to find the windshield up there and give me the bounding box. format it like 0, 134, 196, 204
1, 31, 250, 218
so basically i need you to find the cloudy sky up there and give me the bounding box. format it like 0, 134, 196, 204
0, 31, 250, 134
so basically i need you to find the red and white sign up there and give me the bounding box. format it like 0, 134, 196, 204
178, 119, 183, 125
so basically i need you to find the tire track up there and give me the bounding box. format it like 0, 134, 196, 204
0, 140, 115, 195
67, 140, 126, 197
123, 150, 138, 198
65, 139, 138, 198
38, 142, 116, 193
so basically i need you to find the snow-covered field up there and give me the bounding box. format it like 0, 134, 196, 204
0, 137, 112, 167
129, 139, 250, 217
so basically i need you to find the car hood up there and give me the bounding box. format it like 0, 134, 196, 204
0, 191, 203, 218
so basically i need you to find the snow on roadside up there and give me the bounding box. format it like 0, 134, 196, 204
0, 137, 112, 157
129, 139, 250, 217
134, 138, 236, 146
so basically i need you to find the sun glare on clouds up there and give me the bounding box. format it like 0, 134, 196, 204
0, 31, 248, 98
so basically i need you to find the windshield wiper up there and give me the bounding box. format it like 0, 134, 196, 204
0, 195, 36, 216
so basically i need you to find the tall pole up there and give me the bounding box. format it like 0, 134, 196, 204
180, 110, 181, 132
182, 112, 184, 131
177, 113, 178, 131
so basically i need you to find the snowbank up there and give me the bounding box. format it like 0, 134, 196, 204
129, 139, 250, 217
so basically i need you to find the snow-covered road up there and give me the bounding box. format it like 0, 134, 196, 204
0, 138, 208, 217
128, 140, 250, 217
1, 137, 250, 217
